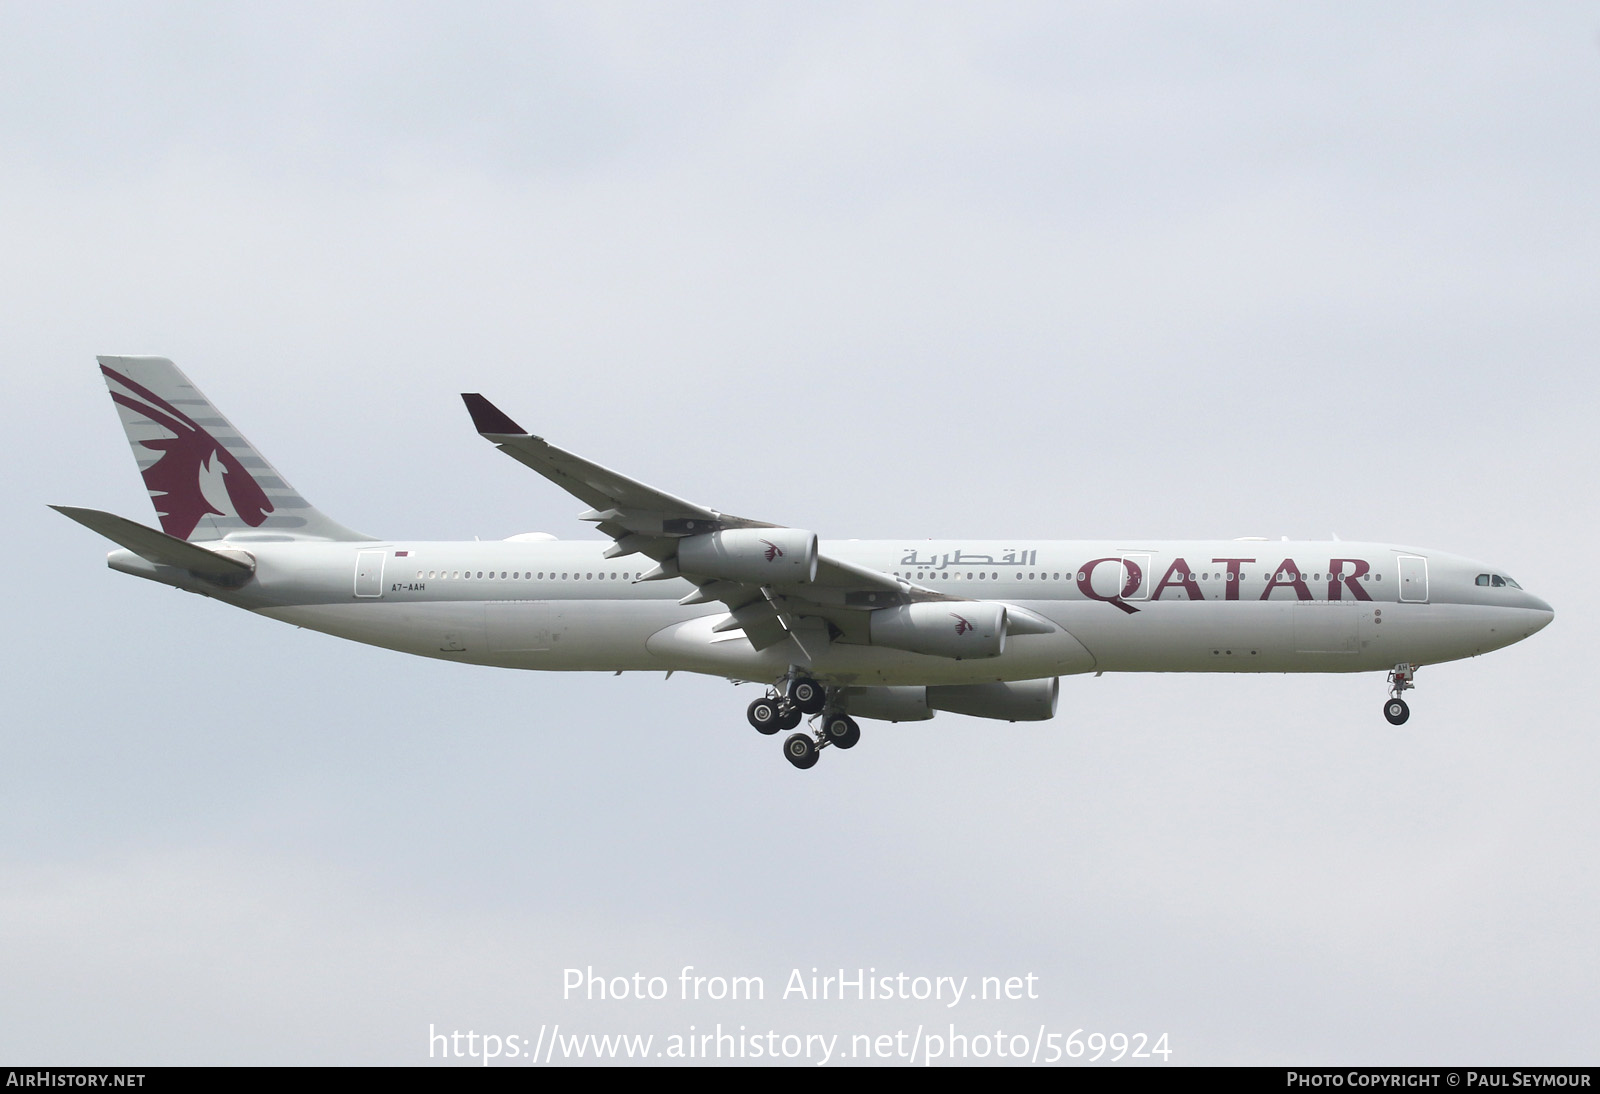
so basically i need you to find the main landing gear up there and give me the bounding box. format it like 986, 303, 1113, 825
746, 675, 860, 770
745, 672, 828, 735
780, 713, 860, 771
1384, 663, 1417, 725
746, 696, 801, 734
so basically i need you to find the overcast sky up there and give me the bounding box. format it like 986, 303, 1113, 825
3, 2, 1597, 1066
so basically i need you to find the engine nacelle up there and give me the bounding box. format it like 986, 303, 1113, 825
839, 685, 935, 722
676, 528, 818, 584
868, 601, 1006, 659
927, 678, 1058, 722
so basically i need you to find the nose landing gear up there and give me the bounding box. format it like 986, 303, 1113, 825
1384, 664, 1417, 725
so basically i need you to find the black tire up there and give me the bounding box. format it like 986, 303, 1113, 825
823, 714, 861, 750
783, 732, 818, 770
748, 698, 782, 735
1384, 698, 1410, 725
791, 678, 826, 715
777, 704, 803, 731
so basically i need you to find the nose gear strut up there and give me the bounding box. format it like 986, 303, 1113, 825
1384, 663, 1417, 725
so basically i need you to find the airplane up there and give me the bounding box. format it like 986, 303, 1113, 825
55, 356, 1555, 770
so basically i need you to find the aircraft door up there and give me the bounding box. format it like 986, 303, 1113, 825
354, 549, 386, 598
1398, 555, 1429, 603
1119, 554, 1151, 600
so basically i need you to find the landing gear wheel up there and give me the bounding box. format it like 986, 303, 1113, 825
747, 698, 782, 735
790, 678, 826, 715
783, 732, 819, 770
822, 714, 861, 750
777, 704, 803, 731
1384, 664, 1417, 725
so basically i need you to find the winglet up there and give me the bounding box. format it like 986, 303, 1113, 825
461, 393, 528, 436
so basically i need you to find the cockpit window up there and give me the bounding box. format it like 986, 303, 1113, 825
1476, 573, 1523, 590
1476, 574, 1490, 586
1491, 575, 1506, 587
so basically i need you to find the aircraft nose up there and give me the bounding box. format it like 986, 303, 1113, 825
1524, 595, 1554, 633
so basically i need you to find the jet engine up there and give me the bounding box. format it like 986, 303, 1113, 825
838, 685, 935, 722
868, 601, 1006, 659
928, 678, 1058, 721
838, 678, 1059, 722
676, 528, 818, 584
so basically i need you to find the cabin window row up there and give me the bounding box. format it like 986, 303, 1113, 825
414, 570, 641, 581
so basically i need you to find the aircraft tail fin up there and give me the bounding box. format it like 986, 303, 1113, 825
97, 356, 372, 542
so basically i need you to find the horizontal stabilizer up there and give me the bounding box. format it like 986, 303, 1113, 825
51, 505, 254, 581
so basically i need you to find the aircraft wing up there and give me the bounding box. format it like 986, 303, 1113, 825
461, 394, 966, 657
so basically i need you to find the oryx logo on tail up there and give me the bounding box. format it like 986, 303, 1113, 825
102, 364, 274, 540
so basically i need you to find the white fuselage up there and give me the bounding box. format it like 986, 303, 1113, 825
117, 537, 1554, 688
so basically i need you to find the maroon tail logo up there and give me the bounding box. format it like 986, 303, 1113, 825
761, 539, 784, 562
103, 365, 274, 540
950, 613, 973, 636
